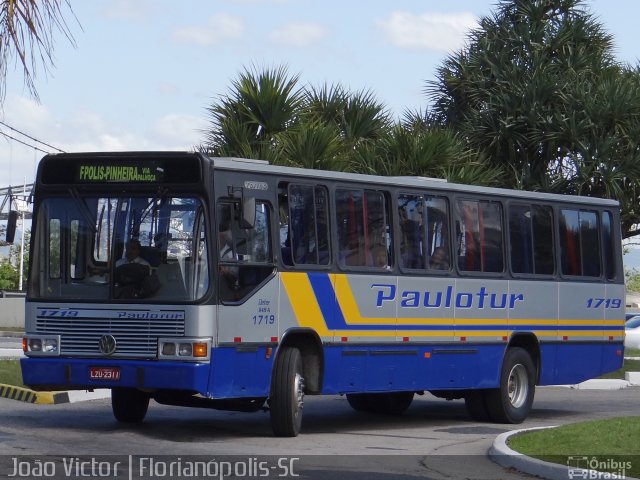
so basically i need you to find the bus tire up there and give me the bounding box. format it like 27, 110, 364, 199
486, 347, 536, 424
111, 388, 149, 423
377, 392, 414, 415
464, 390, 491, 421
361, 392, 414, 415
270, 347, 304, 437
346, 393, 371, 412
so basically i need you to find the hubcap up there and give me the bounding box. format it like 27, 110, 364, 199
293, 373, 304, 416
507, 364, 528, 408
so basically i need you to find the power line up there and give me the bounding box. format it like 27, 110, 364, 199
0, 129, 50, 154
0, 120, 65, 153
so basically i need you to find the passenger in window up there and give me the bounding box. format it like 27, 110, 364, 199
372, 245, 390, 269
114, 239, 159, 299
116, 239, 151, 268
430, 247, 449, 270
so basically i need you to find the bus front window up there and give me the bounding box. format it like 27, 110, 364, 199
28, 195, 210, 302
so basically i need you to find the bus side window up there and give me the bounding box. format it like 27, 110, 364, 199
509, 204, 555, 275
559, 209, 600, 277
602, 211, 616, 281
278, 183, 331, 267
398, 193, 450, 271
456, 199, 503, 273
217, 200, 274, 302
398, 194, 425, 269
336, 188, 390, 269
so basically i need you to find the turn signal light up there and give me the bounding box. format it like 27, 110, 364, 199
193, 343, 208, 358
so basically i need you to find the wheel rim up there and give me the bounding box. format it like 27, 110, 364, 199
507, 364, 528, 408
293, 373, 304, 418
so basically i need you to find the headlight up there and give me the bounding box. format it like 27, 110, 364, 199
43, 338, 58, 353
23, 335, 61, 356
178, 343, 193, 356
158, 338, 211, 361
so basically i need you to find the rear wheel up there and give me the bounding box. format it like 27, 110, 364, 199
485, 347, 536, 423
270, 347, 304, 437
464, 390, 491, 421
111, 388, 149, 423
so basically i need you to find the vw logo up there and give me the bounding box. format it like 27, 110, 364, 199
98, 335, 117, 355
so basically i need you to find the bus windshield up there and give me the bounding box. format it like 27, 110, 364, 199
28, 194, 210, 302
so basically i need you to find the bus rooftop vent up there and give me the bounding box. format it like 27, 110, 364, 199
228, 157, 270, 165
390, 175, 447, 183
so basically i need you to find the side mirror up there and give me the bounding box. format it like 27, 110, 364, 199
5, 210, 18, 243
239, 197, 256, 229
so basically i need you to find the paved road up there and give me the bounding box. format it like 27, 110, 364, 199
0, 386, 638, 479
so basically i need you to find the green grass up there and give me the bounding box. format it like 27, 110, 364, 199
0, 359, 24, 387
0, 327, 24, 333
508, 417, 640, 477
626, 347, 640, 357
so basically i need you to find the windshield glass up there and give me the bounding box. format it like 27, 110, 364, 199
28, 195, 210, 302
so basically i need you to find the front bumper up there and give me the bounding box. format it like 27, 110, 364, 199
20, 357, 210, 393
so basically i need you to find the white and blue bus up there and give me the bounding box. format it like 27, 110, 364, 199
21, 152, 625, 436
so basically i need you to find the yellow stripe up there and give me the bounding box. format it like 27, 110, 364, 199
281, 272, 624, 337
281, 272, 331, 336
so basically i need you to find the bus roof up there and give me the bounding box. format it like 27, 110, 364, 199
211, 156, 619, 207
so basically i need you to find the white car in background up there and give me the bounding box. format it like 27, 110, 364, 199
625, 316, 640, 349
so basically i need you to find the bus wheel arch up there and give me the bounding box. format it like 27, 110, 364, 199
277, 328, 324, 394
507, 333, 541, 384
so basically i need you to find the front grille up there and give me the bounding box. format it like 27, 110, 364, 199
36, 313, 185, 358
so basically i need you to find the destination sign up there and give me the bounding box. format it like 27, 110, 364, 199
77, 162, 164, 183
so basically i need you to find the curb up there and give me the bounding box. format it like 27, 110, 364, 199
0, 331, 24, 338
490, 427, 640, 480
0, 383, 110, 404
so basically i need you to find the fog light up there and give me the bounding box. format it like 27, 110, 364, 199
178, 343, 192, 356
43, 338, 58, 353
162, 343, 176, 356
193, 342, 208, 358
29, 338, 42, 352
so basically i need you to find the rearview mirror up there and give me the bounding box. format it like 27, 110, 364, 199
239, 197, 256, 229
5, 210, 18, 243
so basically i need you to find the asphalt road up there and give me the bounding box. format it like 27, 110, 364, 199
0, 386, 638, 479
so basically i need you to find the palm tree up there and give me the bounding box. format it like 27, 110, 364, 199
203, 64, 502, 187
0, 0, 77, 103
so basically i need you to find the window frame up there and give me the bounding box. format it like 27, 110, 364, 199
278, 182, 332, 270
453, 196, 506, 276
557, 207, 603, 281
334, 185, 393, 273
396, 190, 453, 276
506, 201, 556, 279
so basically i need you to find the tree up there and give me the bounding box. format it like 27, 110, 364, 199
0, 259, 17, 289
427, 0, 640, 238
0, 0, 76, 104
203, 65, 502, 186
9, 227, 29, 288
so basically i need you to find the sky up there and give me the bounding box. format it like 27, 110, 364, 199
1, 0, 640, 191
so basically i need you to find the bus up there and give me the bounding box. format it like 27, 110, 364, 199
20, 151, 625, 437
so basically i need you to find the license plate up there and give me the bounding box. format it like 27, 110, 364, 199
89, 367, 121, 381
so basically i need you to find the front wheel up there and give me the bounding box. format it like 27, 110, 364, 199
111, 388, 150, 423
269, 347, 304, 437
485, 347, 536, 423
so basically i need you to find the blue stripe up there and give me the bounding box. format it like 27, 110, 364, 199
306, 273, 623, 333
